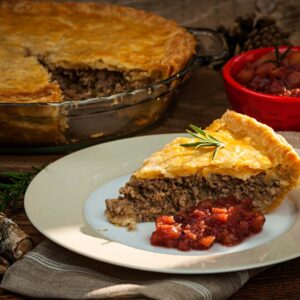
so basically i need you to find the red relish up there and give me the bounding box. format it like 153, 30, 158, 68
150, 196, 265, 251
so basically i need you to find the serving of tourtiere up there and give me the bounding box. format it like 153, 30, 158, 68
105, 110, 300, 230
0, 1, 195, 102
0, 1, 195, 146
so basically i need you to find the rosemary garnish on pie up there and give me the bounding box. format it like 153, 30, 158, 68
181, 124, 225, 159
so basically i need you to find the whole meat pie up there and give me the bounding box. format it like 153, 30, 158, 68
0, 1, 195, 103
105, 110, 300, 229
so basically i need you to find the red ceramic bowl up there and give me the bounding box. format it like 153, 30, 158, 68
222, 46, 300, 131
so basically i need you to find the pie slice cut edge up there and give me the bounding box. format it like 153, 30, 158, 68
0, 0, 196, 102
105, 110, 300, 229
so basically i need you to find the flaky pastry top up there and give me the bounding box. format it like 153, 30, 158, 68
0, 43, 61, 103
0, 1, 195, 102
134, 110, 300, 187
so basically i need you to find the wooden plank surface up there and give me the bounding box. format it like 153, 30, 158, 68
1, 0, 300, 298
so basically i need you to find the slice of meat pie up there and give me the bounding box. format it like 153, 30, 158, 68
105, 110, 300, 229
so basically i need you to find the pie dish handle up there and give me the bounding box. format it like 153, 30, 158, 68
187, 27, 228, 68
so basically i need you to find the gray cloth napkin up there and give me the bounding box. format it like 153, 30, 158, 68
1, 131, 299, 300
1, 239, 261, 300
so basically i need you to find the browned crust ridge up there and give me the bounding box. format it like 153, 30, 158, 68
0, 0, 196, 103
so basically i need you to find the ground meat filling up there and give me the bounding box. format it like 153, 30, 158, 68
49, 68, 145, 100
105, 173, 283, 227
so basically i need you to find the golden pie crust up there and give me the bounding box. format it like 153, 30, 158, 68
0, 0, 196, 103
134, 110, 300, 211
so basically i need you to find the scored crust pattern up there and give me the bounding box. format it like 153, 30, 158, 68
0, 0, 196, 103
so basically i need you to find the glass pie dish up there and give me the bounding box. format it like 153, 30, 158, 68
0, 28, 227, 154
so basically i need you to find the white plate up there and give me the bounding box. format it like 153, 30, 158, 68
25, 134, 300, 274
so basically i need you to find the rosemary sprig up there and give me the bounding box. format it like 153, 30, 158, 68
181, 124, 225, 159
0, 167, 41, 211
264, 45, 293, 67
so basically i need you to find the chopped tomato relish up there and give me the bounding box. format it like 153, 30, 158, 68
150, 197, 265, 251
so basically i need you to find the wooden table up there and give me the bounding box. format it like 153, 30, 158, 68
0, 68, 300, 299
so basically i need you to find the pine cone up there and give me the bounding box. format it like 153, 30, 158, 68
217, 13, 291, 58
242, 24, 290, 51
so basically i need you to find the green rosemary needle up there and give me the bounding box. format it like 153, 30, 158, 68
264, 45, 293, 67
181, 124, 225, 160
0, 167, 41, 211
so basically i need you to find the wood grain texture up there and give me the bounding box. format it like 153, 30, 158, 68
1, 0, 300, 299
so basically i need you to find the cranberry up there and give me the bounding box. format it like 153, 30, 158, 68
235, 50, 300, 98
150, 197, 265, 251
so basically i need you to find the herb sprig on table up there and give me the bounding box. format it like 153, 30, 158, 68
181, 124, 225, 160
0, 168, 41, 211
264, 45, 293, 67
